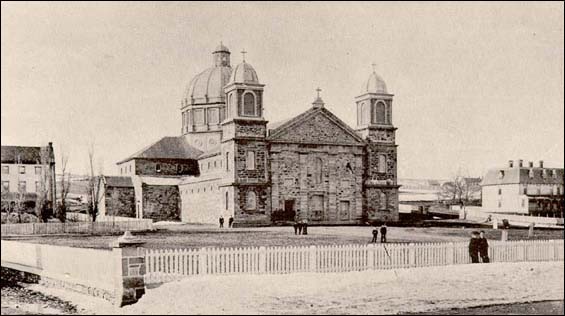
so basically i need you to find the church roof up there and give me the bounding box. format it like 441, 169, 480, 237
361, 70, 388, 95
117, 136, 203, 164
267, 106, 365, 145
184, 65, 232, 105
229, 61, 260, 84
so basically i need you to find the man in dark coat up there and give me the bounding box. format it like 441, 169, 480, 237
469, 231, 480, 263
228, 216, 234, 228
479, 231, 490, 263
219, 216, 224, 228
371, 226, 378, 243
380, 223, 388, 243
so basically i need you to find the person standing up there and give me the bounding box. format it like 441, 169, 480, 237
371, 226, 378, 243
469, 231, 480, 263
219, 215, 224, 228
302, 219, 308, 235
380, 223, 388, 243
479, 231, 490, 263
228, 216, 234, 228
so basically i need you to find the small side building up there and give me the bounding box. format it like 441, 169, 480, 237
482, 159, 564, 218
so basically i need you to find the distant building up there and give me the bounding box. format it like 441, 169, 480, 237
109, 43, 401, 226
1, 143, 56, 212
481, 160, 564, 218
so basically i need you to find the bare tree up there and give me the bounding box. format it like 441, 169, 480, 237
35, 146, 52, 222
86, 144, 103, 222
57, 147, 71, 222
439, 171, 481, 206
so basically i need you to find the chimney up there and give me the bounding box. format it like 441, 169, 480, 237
518, 159, 523, 167
529, 161, 534, 168
508, 160, 514, 168
539, 160, 544, 168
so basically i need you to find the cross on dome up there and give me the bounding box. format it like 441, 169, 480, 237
241, 49, 247, 62
371, 63, 377, 73
316, 87, 322, 98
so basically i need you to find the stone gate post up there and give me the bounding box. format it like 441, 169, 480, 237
110, 231, 146, 307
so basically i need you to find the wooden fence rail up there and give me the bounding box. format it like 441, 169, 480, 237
144, 239, 564, 284
1, 220, 154, 236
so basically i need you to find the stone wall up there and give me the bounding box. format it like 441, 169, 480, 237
235, 140, 268, 183
141, 184, 180, 221
179, 178, 224, 224
270, 143, 364, 224
134, 158, 199, 177
105, 186, 136, 218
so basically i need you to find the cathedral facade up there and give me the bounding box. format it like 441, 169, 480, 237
107, 44, 400, 226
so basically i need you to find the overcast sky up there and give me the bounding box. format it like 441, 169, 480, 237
1, 2, 563, 179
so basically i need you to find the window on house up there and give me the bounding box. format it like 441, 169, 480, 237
120, 167, 123, 175
246, 151, 255, 170
1, 181, 9, 192
498, 201, 501, 208
498, 188, 502, 195
35, 181, 41, 192
214, 161, 217, 168
542, 170, 547, 179
19, 166, 25, 174
2, 166, 9, 174
521, 199, 525, 207
552, 170, 557, 179
529, 169, 534, 178
498, 170, 505, 179
18, 181, 26, 193
156, 164, 161, 173
378, 155, 387, 173
129, 165, 132, 173
246, 191, 257, 210
35, 166, 42, 175
208, 161, 211, 170
376, 101, 386, 124
523, 187, 527, 194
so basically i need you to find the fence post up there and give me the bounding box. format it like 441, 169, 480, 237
368, 244, 375, 270
408, 243, 416, 267
110, 231, 146, 307
447, 242, 455, 265
258, 246, 266, 274
521, 240, 527, 262
199, 248, 208, 275
308, 245, 317, 272
549, 240, 555, 261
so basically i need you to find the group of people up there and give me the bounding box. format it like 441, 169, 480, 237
371, 223, 388, 243
469, 230, 490, 263
293, 215, 309, 235
218, 215, 234, 228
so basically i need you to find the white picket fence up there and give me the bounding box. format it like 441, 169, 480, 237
143, 239, 564, 284
0, 219, 154, 236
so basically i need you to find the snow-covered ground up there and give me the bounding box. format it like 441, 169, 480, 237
31, 261, 564, 315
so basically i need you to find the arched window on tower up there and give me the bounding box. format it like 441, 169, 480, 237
376, 102, 386, 124
378, 154, 387, 173
360, 102, 368, 125
243, 92, 256, 116
246, 151, 255, 170
246, 191, 257, 210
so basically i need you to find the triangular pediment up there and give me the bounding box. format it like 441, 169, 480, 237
268, 107, 364, 145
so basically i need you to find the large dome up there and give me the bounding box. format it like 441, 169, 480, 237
229, 61, 259, 84
361, 71, 388, 94
184, 66, 232, 105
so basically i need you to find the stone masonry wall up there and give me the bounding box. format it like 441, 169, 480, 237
105, 186, 136, 218
270, 143, 364, 224
141, 184, 180, 221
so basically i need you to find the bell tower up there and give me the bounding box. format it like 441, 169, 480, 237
357, 64, 399, 223
220, 50, 271, 227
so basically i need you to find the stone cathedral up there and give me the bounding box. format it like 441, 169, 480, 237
107, 43, 399, 227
